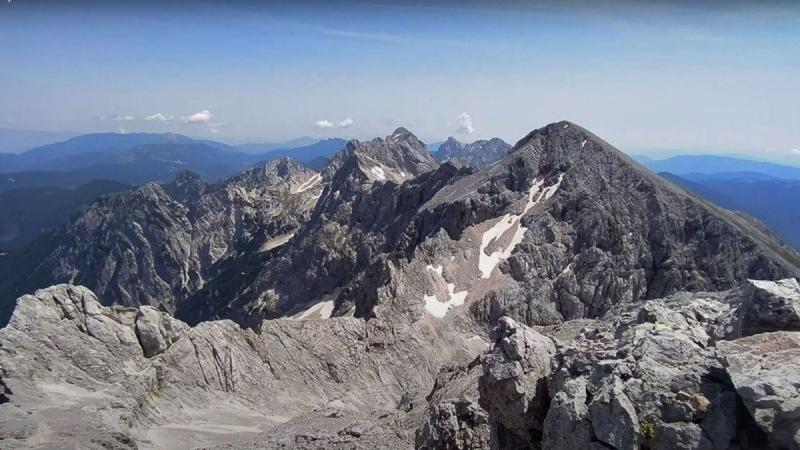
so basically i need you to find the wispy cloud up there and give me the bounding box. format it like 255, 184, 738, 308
314, 120, 335, 129
314, 118, 355, 129
144, 113, 174, 122
454, 112, 474, 135
791, 148, 800, 156
182, 110, 213, 124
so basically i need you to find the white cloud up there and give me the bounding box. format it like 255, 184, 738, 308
791, 148, 800, 156
315, 119, 336, 128
455, 112, 474, 134
315, 118, 355, 129
112, 115, 137, 122
144, 113, 174, 122
182, 110, 213, 124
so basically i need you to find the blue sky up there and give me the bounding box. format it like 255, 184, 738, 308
0, 1, 798, 159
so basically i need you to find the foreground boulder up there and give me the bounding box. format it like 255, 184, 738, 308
718, 331, 800, 449
479, 317, 555, 448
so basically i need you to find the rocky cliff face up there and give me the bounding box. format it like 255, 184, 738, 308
0, 158, 322, 322
434, 137, 512, 168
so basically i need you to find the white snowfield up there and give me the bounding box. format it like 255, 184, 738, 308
424, 283, 468, 318
423, 263, 468, 318
478, 174, 564, 279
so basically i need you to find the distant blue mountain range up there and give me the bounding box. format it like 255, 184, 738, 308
638, 155, 800, 250
635, 154, 800, 180
0, 133, 347, 190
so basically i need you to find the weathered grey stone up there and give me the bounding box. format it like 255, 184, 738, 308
588, 377, 640, 450
718, 331, 800, 449
542, 378, 596, 450
479, 317, 555, 447
415, 398, 490, 450
135, 305, 189, 357
737, 278, 800, 336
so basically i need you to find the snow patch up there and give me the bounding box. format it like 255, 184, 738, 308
581, 139, 587, 148
424, 283, 469, 318
478, 174, 564, 279
294, 300, 335, 320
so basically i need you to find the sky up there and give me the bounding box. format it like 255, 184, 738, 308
0, 0, 798, 159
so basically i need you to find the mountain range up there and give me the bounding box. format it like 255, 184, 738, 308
636, 154, 800, 180
0, 122, 799, 449
432, 137, 512, 168
0, 133, 348, 190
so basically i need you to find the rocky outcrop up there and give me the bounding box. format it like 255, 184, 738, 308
479, 317, 555, 448
416, 399, 490, 450
434, 137, 512, 168
135, 305, 189, 357
718, 331, 800, 449
736, 278, 800, 336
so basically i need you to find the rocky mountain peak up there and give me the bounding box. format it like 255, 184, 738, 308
434, 136, 511, 168
324, 127, 438, 185
165, 170, 207, 204
385, 126, 420, 145
233, 157, 317, 189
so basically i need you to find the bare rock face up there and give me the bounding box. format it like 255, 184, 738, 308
479, 317, 555, 448
416, 399, 490, 450
434, 137, 512, 168
736, 278, 800, 336
135, 305, 189, 357
718, 331, 800, 450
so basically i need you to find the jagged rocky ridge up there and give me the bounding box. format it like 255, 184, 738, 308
433, 137, 512, 168
188, 122, 798, 328
0, 158, 323, 323
2, 122, 800, 449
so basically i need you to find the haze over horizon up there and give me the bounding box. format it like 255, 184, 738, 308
1, 0, 798, 160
